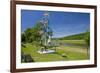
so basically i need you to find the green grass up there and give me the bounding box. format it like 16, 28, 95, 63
56, 46, 89, 60
21, 40, 89, 63
57, 40, 86, 45
21, 43, 68, 62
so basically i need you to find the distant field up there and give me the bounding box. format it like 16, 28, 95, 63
21, 40, 89, 63
57, 40, 86, 45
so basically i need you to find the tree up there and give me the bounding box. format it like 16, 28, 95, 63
21, 22, 43, 44
84, 31, 90, 47
84, 31, 90, 56
24, 28, 33, 43
21, 32, 26, 43
32, 22, 42, 42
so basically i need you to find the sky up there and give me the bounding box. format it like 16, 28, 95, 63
21, 10, 90, 38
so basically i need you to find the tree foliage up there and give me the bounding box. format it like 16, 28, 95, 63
84, 31, 90, 47
21, 33, 26, 43
58, 33, 86, 40
21, 22, 42, 43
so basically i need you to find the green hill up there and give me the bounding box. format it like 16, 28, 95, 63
57, 33, 86, 40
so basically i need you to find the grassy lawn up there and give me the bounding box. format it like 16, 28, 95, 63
57, 40, 86, 45
21, 40, 89, 63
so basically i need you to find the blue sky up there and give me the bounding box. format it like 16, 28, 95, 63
21, 10, 90, 38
